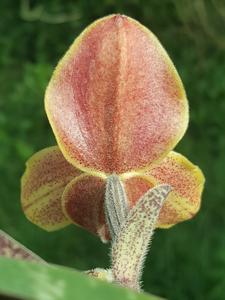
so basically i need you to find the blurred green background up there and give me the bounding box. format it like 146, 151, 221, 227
0, 1, 225, 299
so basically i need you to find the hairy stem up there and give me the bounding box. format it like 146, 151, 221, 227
111, 184, 171, 291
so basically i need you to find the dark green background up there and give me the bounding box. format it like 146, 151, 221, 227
0, 1, 225, 299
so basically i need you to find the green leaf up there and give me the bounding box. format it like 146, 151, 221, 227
0, 257, 163, 300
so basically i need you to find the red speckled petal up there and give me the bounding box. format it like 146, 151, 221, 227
123, 151, 205, 227
146, 151, 205, 227
45, 14, 188, 175
61, 150, 204, 241
21, 146, 82, 231
123, 176, 155, 208
62, 174, 109, 242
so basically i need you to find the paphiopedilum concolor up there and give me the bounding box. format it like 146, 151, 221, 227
21, 14, 205, 243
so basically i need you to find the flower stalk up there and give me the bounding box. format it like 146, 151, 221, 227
87, 182, 171, 291
111, 184, 171, 290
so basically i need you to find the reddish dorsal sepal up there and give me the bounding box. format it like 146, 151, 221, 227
45, 14, 188, 175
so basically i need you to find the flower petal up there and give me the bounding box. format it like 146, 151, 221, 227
147, 151, 205, 227
123, 151, 205, 227
61, 150, 204, 241
45, 14, 188, 175
62, 174, 109, 242
21, 146, 82, 231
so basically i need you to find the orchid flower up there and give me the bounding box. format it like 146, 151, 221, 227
21, 14, 205, 243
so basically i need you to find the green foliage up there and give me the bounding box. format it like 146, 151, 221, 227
0, 1, 225, 299
0, 257, 161, 300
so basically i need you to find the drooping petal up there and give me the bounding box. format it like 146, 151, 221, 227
45, 14, 188, 175
21, 146, 82, 231
123, 151, 205, 227
147, 151, 205, 227
62, 174, 109, 242
61, 150, 204, 240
